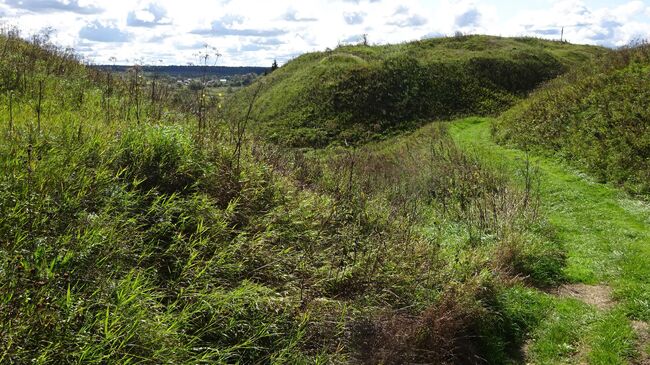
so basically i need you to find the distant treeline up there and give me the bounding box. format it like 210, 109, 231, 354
91, 65, 270, 78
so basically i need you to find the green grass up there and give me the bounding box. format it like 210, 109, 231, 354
450, 117, 650, 364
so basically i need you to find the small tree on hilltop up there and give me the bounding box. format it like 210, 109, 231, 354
271, 59, 279, 72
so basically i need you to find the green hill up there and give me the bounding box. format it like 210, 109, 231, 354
237, 35, 606, 147
6, 28, 648, 364
494, 42, 650, 196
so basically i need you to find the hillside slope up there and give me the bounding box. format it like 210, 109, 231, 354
494, 42, 650, 196
237, 35, 606, 147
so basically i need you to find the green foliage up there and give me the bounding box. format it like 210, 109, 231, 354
495, 42, 650, 196
234, 35, 605, 147
113, 125, 205, 194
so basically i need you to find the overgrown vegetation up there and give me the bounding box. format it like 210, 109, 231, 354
235, 35, 606, 147
494, 41, 650, 196
0, 30, 574, 363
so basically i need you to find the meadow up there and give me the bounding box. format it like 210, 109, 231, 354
0, 28, 648, 364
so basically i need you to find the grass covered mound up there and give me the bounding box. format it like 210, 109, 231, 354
1, 31, 564, 363
494, 42, 650, 196
236, 35, 605, 147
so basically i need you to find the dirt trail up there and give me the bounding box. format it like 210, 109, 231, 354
554, 284, 615, 311
632, 321, 650, 365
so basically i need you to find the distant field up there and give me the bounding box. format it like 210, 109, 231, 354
91, 64, 269, 78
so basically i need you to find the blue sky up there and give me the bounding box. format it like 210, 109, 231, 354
1, 0, 649, 66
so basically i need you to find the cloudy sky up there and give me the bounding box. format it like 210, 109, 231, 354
1, 0, 649, 66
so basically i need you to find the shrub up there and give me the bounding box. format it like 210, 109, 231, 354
113, 125, 205, 194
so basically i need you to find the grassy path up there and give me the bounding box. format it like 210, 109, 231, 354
449, 117, 650, 364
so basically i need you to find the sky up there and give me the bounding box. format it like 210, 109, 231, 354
0, 0, 649, 66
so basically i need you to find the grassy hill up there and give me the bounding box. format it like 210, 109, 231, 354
5, 27, 648, 364
494, 42, 650, 196
0, 31, 568, 363
236, 35, 606, 147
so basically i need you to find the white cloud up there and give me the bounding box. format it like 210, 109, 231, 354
0, 0, 648, 65
501, 0, 650, 47
127, 3, 171, 27
4, 0, 102, 14
343, 11, 365, 25
79, 20, 130, 42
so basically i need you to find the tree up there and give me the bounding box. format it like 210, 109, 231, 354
271, 59, 279, 72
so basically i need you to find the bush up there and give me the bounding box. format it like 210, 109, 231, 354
114, 125, 205, 193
